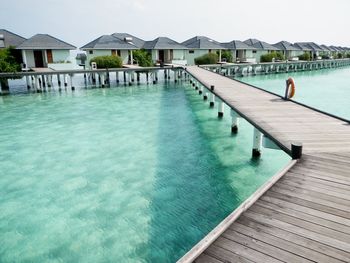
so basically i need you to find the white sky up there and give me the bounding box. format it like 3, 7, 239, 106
1, 0, 350, 48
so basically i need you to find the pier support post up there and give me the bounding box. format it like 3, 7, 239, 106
64, 74, 68, 87
291, 142, 303, 159
34, 75, 40, 92
209, 93, 215, 107
218, 100, 224, 118
252, 128, 263, 157
199, 85, 203, 95
100, 73, 105, 87
116, 71, 119, 83
136, 72, 140, 84
25, 75, 30, 89
230, 109, 239, 133
69, 74, 75, 90
128, 71, 132, 86
203, 92, 208, 100
123, 71, 126, 84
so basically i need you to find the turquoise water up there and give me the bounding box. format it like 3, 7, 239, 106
237, 67, 350, 120
0, 83, 289, 262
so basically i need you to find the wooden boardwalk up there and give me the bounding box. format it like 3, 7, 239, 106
179, 66, 350, 263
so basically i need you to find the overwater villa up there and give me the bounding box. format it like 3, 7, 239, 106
16, 34, 76, 69
320, 44, 333, 58
273, 41, 303, 60
81, 35, 139, 68
143, 37, 187, 65
182, 36, 225, 65
221, 40, 256, 63
244, 38, 279, 62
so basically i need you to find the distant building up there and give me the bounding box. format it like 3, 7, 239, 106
294, 42, 323, 60
17, 34, 76, 68
244, 39, 279, 62
273, 41, 303, 60
182, 36, 225, 65
81, 35, 138, 68
143, 37, 187, 65
320, 45, 332, 58
0, 29, 26, 49
221, 40, 256, 63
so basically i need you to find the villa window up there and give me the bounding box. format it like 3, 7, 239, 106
89, 50, 93, 54
253, 50, 257, 54
189, 50, 194, 54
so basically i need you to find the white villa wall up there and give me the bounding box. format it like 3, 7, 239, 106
24, 50, 35, 68
173, 50, 185, 60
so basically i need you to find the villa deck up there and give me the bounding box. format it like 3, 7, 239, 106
179, 66, 350, 263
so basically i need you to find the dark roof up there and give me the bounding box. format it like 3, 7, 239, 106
294, 42, 323, 52
17, 34, 76, 50
81, 35, 138, 50
243, 38, 260, 46
0, 29, 26, 48
273, 41, 301, 51
112, 33, 145, 48
244, 39, 278, 50
182, 36, 224, 49
320, 45, 332, 51
221, 40, 256, 50
327, 46, 339, 52
143, 37, 187, 50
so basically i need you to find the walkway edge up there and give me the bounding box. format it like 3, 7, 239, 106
177, 159, 298, 263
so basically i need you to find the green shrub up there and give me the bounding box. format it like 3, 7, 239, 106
337, 53, 343, 59
90, 55, 122, 68
260, 52, 285, 62
0, 47, 21, 72
321, 54, 330, 59
194, 53, 218, 65
346, 53, 350, 58
133, 49, 153, 67
298, 52, 311, 61
217, 50, 233, 63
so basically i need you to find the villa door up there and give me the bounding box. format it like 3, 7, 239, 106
158, 50, 165, 62
34, 50, 44, 67
47, 50, 53, 63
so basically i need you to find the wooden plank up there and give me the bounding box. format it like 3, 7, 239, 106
261, 194, 350, 227
237, 216, 350, 262
222, 229, 313, 263
213, 237, 284, 263
205, 245, 254, 263
244, 209, 350, 251
231, 222, 345, 263
194, 254, 223, 263
255, 199, 350, 235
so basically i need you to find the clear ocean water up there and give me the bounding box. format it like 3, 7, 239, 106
0, 81, 290, 262
237, 66, 350, 120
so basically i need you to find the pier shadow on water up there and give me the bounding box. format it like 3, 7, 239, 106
135, 82, 242, 262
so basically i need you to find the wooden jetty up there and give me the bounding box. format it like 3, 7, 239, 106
178, 66, 350, 263
203, 58, 350, 77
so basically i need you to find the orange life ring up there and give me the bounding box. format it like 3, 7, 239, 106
286, 77, 295, 99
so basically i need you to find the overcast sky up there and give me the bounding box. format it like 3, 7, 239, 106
2, 0, 350, 48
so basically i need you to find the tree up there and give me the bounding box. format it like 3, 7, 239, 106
0, 47, 21, 93
133, 49, 153, 67
194, 53, 218, 65
90, 55, 123, 68
217, 50, 233, 63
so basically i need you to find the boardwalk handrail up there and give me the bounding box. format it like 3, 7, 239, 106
0, 66, 183, 78
177, 159, 297, 263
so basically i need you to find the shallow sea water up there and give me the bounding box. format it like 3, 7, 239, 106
0, 82, 289, 262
